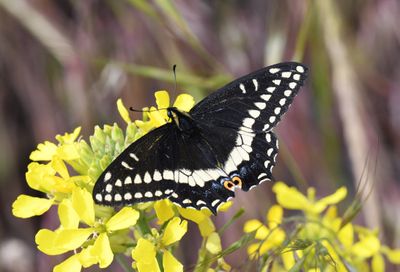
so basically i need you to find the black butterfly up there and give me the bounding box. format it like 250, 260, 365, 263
93, 62, 308, 214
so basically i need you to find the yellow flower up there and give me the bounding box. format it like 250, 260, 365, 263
132, 216, 187, 272
335, 224, 400, 271
135, 90, 195, 133
154, 197, 232, 235
12, 160, 90, 219
35, 186, 139, 270
30, 127, 81, 161
244, 205, 286, 257
272, 181, 347, 215
12, 126, 91, 221
351, 232, 381, 258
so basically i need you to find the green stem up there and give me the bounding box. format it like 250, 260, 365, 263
137, 211, 152, 235
218, 208, 245, 235
194, 240, 211, 272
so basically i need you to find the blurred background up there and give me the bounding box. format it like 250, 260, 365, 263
1, 0, 400, 271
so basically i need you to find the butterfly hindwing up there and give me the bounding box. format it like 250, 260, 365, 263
93, 62, 308, 213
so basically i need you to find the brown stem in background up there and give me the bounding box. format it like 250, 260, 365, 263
316, 0, 380, 228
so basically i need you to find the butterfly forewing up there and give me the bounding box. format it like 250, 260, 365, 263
93, 124, 178, 205
93, 62, 308, 214
190, 62, 307, 132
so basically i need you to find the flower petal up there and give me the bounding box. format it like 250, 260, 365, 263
178, 207, 210, 224
372, 253, 385, 272
338, 222, 354, 249
55, 127, 81, 144
30, 141, 57, 161
91, 233, 113, 268
57, 143, 80, 161
106, 207, 139, 232
53, 254, 82, 272
51, 157, 70, 180
54, 229, 93, 252
255, 225, 270, 240
206, 232, 222, 254
35, 229, 64, 255
35, 228, 92, 255
351, 234, 380, 258
136, 259, 161, 272
25, 162, 56, 191
314, 187, 347, 213
198, 217, 215, 237
162, 217, 188, 246
217, 201, 232, 212
321, 240, 347, 272
134, 120, 154, 134
267, 205, 283, 229
381, 246, 400, 264
243, 219, 263, 233
154, 199, 175, 224
148, 108, 167, 127
272, 182, 310, 211
78, 247, 98, 268
247, 243, 260, 259
132, 238, 156, 262
322, 206, 341, 231
58, 198, 80, 229
281, 251, 295, 270
173, 93, 195, 112
12, 195, 53, 218
72, 187, 95, 226
163, 250, 183, 272
259, 228, 285, 255
117, 98, 132, 124
132, 238, 160, 272
155, 90, 170, 109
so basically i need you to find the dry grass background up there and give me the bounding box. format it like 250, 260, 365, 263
0, 0, 400, 271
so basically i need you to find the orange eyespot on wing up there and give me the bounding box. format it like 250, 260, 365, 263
223, 180, 236, 191
232, 176, 242, 188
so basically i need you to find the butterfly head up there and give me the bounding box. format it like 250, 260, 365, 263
167, 107, 196, 133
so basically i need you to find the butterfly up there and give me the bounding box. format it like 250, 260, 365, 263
93, 62, 308, 214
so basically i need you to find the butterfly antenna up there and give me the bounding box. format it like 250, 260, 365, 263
173, 64, 177, 97
129, 106, 170, 114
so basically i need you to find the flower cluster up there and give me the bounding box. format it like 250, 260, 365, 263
12, 91, 230, 272
12, 89, 400, 272
244, 182, 400, 271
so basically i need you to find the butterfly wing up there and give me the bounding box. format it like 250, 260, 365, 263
189, 62, 308, 193
190, 62, 307, 132
93, 122, 237, 213
93, 124, 179, 205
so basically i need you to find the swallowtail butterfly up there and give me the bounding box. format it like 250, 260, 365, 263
93, 62, 308, 214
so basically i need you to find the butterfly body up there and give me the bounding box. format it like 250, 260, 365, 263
93, 62, 308, 214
